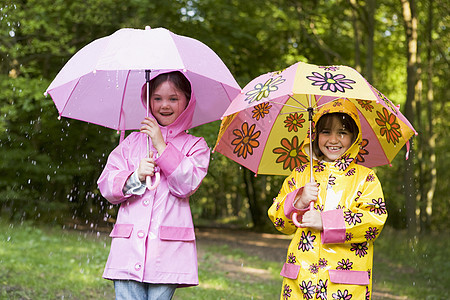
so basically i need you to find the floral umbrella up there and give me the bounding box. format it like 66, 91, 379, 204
214, 61, 417, 176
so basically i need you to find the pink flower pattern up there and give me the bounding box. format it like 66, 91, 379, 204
316, 279, 328, 300
337, 258, 353, 270
369, 198, 387, 215
298, 231, 316, 252
350, 242, 368, 258
299, 280, 315, 299
306, 72, 356, 93
332, 289, 353, 300
344, 210, 363, 225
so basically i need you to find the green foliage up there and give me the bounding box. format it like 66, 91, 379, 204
0, 0, 448, 231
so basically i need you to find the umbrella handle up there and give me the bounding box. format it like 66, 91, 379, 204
292, 201, 314, 228
146, 171, 160, 190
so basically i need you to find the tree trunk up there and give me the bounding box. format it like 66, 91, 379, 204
365, 0, 376, 82
425, 0, 436, 231
348, 0, 362, 72
401, 0, 418, 235
242, 168, 265, 228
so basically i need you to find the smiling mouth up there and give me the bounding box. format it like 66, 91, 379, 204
327, 146, 341, 151
160, 112, 173, 116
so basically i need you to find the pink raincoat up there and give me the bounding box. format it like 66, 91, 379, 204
97, 83, 210, 286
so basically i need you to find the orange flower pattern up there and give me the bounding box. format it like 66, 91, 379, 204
356, 99, 374, 112
284, 113, 306, 132
375, 108, 402, 145
252, 102, 272, 120
231, 122, 261, 159
356, 139, 369, 164
273, 136, 309, 171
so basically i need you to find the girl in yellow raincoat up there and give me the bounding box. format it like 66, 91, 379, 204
268, 99, 387, 300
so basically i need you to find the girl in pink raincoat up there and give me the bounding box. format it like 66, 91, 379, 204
268, 99, 387, 299
97, 71, 210, 299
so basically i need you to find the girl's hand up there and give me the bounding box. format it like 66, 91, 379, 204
140, 117, 166, 155
137, 151, 156, 182
294, 182, 319, 209
300, 208, 323, 231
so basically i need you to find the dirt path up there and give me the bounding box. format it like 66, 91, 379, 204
195, 227, 291, 262
194, 227, 407, 300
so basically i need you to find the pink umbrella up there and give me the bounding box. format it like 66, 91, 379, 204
46, 26, 241, 189
46, 26, 240, 131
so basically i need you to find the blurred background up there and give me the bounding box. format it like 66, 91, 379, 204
0, 1, 449, 298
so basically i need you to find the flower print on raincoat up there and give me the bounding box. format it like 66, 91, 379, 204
268, 99, 386, 299
97, 73, 210, 287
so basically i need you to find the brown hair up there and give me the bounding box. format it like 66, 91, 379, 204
141, 71, 192, 108
149, 71, 191, 101
312, 112, 359, 159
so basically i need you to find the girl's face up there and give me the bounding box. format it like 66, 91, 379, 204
318, 117, 354, 162
150, 80, 188, 126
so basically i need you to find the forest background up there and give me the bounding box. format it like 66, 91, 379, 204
0, 0, 448, 235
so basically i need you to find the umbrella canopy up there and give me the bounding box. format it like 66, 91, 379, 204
214, 61, 417, 176
45, 26, 241, 131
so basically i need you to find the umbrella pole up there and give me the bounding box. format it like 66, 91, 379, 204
307, 95, 314, 184
144, 69, 160, 190
145, 70, 151, 156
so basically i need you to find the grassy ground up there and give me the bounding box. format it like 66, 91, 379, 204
0, 219, 448, 299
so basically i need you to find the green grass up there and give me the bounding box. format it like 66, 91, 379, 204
0, 219, 448, 299
372, 227, 449, 300
175, 244, 282, 299
0, 221, 114, 299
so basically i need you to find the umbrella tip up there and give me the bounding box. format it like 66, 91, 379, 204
44, 92, 48, 97
145, 25, 151, 30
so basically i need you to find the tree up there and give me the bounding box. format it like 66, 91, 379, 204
1, 0, 448, 232
401, 0, 418, 234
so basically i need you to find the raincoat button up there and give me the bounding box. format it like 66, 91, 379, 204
142, 199, 150, 206
137, 231, 145, 238
135, 263, 142, 271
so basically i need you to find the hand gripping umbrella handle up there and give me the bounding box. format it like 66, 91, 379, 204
292, 201, 314, 228
146, 171, 160, 190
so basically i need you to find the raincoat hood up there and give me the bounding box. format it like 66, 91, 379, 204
141, 70, 196, 137
302, 98, 362, 167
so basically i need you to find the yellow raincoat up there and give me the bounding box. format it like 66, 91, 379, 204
268, 99, 386, 300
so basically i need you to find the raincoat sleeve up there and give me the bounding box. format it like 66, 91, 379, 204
155, 136, 210, 198
268, 171, 308, 235
97, 138, 135, 205
322, 169, 387, 244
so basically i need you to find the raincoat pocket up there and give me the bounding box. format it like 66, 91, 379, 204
280, 263, 301, 279
159, 226, 195, 241
328, 270, 369, 285
109, 224, 133, 238
157, 226, 196, 274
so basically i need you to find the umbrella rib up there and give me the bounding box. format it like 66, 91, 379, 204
117, 70, 132, 131
288, 94, 309, 109
59, 78, 82, 117
270, 101, 309, 111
